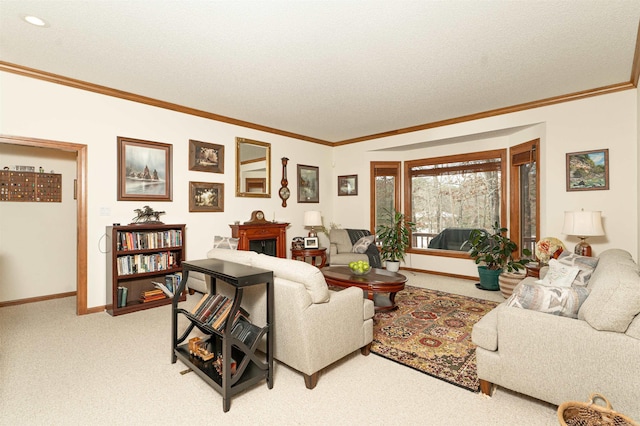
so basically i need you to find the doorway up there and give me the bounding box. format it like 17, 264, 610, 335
0, 135, 88, 315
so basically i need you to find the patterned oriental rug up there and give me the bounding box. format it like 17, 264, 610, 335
371, 285, 498, 392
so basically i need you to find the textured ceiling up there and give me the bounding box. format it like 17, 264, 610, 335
1, 1, 639, 144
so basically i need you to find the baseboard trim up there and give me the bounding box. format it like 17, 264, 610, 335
0, 291, 76, 308
400, 266, 477, 282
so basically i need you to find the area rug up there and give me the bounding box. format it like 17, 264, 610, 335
371, 285, 498, 392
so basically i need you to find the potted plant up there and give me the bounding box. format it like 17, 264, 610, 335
376, 210, 416, 272
465, 221, 532, 292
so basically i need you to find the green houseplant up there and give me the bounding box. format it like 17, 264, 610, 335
376, 210, 416, 272
466, 221, 532, 291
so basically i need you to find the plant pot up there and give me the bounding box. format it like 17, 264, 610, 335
498, 271, 526, 298
477, 266, 502, 291
385, 260, 400, 272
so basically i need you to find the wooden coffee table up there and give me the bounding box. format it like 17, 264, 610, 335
322, 266, 407, 312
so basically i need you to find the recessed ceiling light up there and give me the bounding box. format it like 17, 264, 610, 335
23, 15, 49, 27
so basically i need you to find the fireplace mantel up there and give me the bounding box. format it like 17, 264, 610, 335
230, 222, 289, 258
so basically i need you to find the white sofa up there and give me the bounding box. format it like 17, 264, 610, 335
186, 248, 374, 389
472, 249, 640, 421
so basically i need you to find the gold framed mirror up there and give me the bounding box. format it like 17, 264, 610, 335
236, 137, 271, 198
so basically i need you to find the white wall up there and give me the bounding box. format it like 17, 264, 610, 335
0, 71, 333, 308
0, 145, 77, 301
332, 90, 638, 277
1, 70, 637, 304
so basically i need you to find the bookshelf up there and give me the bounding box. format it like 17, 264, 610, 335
172, 258, 273, 412
106, 223, 186, 316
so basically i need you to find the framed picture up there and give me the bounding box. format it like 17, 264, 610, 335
117, 137, 172, 201
297, 164, 319, 203
338, 174, 358, 196
566, 149, 609, 191
303, 237, 319, 249
189, 181, 224, 212
189, 139, 224, 173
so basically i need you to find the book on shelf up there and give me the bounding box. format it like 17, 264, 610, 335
139, 288, 167, 303
197, 294, 225, 322
230, 316, 262, 348
152, 281, 173, 298
205, 297, 231, 326
191, 293, 210, 315
211, 299, 234, 331
117, 286, 128, 308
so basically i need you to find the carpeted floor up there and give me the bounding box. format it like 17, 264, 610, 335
371, 285, 498, 392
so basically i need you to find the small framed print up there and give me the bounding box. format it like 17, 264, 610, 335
297, 164, 319, 203
338, 174, 358, 196
303, 237, 319, 249
117, 136, 172, 201
189, 139, 224, 173
189, 181, 224, 212
566, 149, 609, 191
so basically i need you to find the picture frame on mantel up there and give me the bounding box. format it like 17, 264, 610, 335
297, 164, 319, 203
189, 181, 224, 212
566, 149, 609, 192
188, 139, 224, 173
117, 136, 172, 201
338, 174, 358, 196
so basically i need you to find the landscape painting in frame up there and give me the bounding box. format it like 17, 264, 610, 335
566, 149, 609, 192
189, 139, 224, 173
297, 164, 319, 203
189, 181, 224, 212
118, 137, 172, 201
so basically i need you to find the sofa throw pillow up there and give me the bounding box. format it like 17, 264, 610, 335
352, 235, 375, 254
506, 281, 590, 318
536, 259, 580, 287
212, 236, 239, 250
557, 251, 599, 286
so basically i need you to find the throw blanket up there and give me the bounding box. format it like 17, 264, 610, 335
346, 229, 382, 268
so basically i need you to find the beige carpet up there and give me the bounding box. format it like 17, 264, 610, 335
0, 271, 558, 425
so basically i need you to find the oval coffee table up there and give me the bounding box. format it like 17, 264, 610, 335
322, 266, 407, 312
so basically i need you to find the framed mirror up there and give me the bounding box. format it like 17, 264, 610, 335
236, 137, 271, 198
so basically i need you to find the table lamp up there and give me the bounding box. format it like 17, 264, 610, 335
304, 211, 322, 237
561, 210, 604, 256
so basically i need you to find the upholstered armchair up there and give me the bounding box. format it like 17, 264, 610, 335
329, 228, 382, 268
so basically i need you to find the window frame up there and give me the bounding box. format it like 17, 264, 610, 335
404, 149, 508, 258
509, 139, 540, 258
370, 161, 401, 234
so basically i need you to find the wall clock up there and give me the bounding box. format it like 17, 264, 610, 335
279, 157, 290, 207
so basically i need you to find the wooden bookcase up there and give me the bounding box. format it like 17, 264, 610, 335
0, 170, 62, 202
106, 223, 186, 316
172, 259, 274, 412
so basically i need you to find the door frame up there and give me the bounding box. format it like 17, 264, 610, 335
0, 135, 89, 315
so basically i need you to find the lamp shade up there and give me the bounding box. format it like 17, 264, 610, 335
561, 211, 605, 237
303, 211, 322, 227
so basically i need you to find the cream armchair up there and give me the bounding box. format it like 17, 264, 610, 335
202, 248, 375, 389
329, 228, 382, 268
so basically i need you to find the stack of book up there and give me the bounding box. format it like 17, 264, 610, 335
139, 289, 166, 303
116, 286, 128, 308
190, 294, 253, 334
152, 272, 183, 298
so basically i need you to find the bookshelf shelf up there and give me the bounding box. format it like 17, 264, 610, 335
106, 223, 186, 316
172, 258, 274, 412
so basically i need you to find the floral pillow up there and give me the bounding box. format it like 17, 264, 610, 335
506, 281, 590, 318
212, 236, 239, 250
557, 251, 599, 286
352, 235, 375, 254
536, 259, 580, 287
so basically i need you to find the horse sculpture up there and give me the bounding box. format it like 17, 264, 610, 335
131, 205, 165, 224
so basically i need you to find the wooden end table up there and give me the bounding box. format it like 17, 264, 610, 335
291, 247, 327, 268
321, 266, 407, 312
525, 262, 542, 278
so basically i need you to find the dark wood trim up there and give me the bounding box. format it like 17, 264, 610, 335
335, 82, 635, 146
0, 61, 332, 146
0, 134, 89, 315
0, 291, 76, 308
